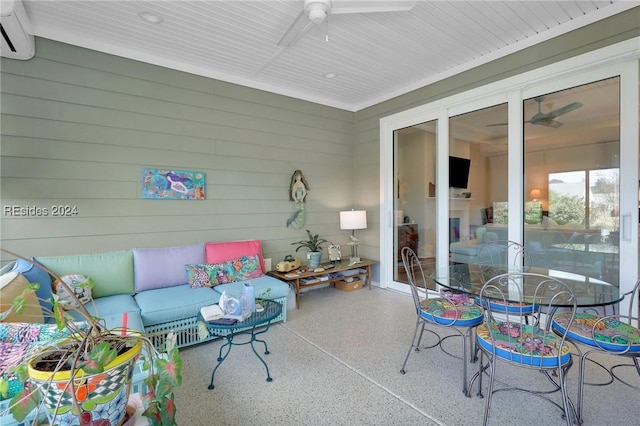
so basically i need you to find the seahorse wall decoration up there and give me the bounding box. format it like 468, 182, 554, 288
287, 170, 309, 229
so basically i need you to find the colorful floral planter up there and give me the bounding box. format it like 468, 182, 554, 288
28, 340, 142, 426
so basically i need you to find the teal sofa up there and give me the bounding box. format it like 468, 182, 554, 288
12, 240, 289, 349
449, 225, 603, 277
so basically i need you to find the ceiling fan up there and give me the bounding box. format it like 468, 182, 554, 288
487, 96, 583, 128
278, 0, 417, 47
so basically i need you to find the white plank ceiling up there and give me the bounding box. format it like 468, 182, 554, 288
15, 0, 639, 111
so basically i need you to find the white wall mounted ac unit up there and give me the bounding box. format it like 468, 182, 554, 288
1, 0, 35, 60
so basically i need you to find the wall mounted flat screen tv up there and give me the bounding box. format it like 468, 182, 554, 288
449, 156, 471, 189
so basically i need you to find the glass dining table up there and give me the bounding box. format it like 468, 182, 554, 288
431, 263, 622, 308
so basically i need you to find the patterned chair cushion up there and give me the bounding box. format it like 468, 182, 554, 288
477, 321, 572, 367
552, 312, 640, 353
475, 297, 537, 315
419, 298, 483, 327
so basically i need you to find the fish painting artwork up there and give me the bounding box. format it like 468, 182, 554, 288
142, 168, 205, 199
287, 169, 309, 229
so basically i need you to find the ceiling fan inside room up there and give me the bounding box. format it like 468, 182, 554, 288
487, 96, 583, 128
278, 0, 416, 47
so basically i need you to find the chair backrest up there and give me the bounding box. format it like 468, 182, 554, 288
478, 272, 577, 366
622, 277, 640, 323
477, 240, 531, 282
583, 277, 640, 354
401, 247, 471, 327
401, 247, 427, 315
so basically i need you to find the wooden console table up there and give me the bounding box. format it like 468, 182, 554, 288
268, 258, 378, 309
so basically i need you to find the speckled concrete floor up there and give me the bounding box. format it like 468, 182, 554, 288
174, 286, 640, 425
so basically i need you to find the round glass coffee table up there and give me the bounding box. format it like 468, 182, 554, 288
198, 299, 282, 390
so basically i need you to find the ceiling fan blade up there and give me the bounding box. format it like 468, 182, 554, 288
278, 0, 416, 48
330, 0, 416, 14
278, 9, 315, 47
545, 101, 583, 120
533, 119, 564, 128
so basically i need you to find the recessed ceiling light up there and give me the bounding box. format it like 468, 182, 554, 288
324, 72, 338, 79
138, 11, 164, 24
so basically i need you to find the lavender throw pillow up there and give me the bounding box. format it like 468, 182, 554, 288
133, 243, 205, 292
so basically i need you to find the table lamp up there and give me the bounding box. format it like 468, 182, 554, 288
340, 210, 367, 264
529, 189, 542, 202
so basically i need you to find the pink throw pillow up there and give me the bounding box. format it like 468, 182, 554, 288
205, 240, 265, 273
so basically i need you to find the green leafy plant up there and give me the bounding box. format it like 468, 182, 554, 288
256, 287, 272, 303
0, 248, 182, 426
291, 229, 328, 253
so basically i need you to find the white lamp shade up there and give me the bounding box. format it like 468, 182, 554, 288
340, 210, 367, 230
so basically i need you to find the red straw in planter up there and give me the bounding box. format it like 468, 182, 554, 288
122, 312, 128, 336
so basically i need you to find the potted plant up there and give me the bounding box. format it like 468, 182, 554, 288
291, 230, 328, 269
0, 248, 182, 426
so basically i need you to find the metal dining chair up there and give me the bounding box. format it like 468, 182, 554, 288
475, 240, 537, 352
551, 277, 640, 424
476, 239, 532, 282
475, 272, 577, 426
399, 247, 483, 395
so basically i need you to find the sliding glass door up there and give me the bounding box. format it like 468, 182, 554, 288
519, 77, 625, 316
523, 78, 621, 288
449, 104, 508, 265
380, 42, 637, 314
393, 120, 437, 287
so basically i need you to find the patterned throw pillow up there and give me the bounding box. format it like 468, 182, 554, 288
185, 264, 217, 288
212, 254, 264, 285
53, 274, 94, 309
187, 255, 264, 288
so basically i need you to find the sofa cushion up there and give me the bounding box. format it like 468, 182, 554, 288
214, 275, 290, 301
0, 272, 44, 323
205, 240, 266, 273
133, 243, 205, 292
449, 241, 478, 256
483, 231, 499, 243
37, 251, 134, 298
58, 294, 143, 331
134, 285, 220, 326
99, 311, 145, 333
87, 294, 141, 318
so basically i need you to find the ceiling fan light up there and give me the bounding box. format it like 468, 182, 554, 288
308, 5, 327, 23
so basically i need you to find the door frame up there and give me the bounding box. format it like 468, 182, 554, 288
380, 37, 639, 316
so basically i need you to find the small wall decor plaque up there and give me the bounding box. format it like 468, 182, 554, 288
142, 168, 205, 200
287, 169, 309, 229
